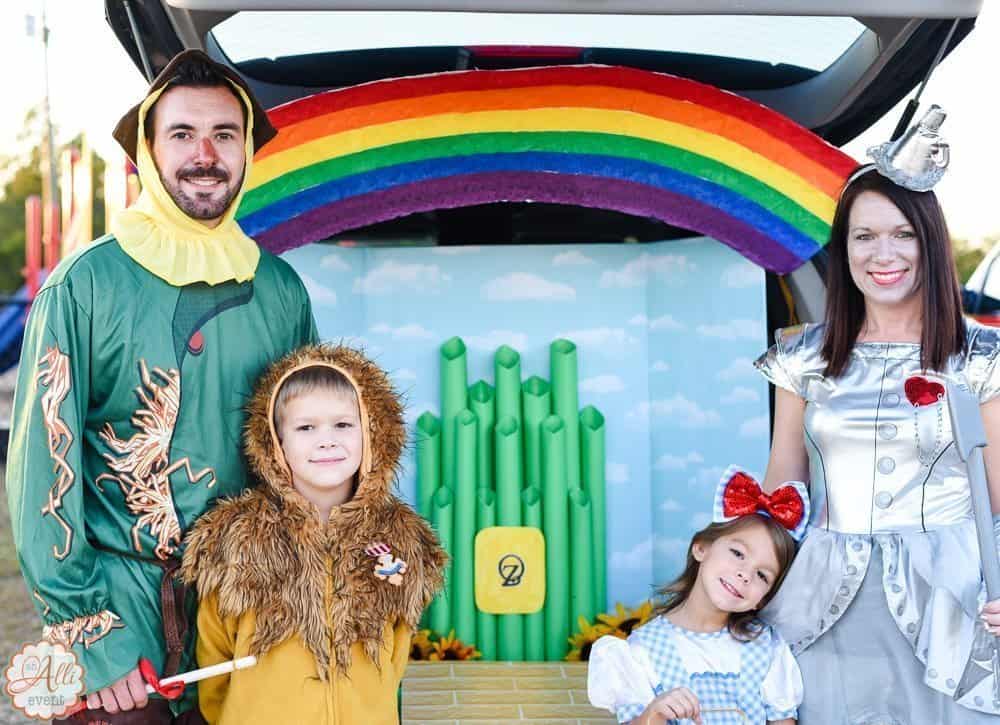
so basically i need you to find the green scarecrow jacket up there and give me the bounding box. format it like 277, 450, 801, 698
5, 235, 317, 709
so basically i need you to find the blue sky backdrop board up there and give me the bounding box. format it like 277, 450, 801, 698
282, 238, 770, 608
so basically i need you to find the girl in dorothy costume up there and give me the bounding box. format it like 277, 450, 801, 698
756, 109, 1000, 724
588, 467, 808, 724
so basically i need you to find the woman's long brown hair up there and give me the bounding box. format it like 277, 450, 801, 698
821, 168, 966, 378
653, 515, 797, 641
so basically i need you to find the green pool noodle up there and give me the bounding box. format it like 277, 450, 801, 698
440, 337, 469, 491
495, 415, 525, 660
452, 409, 478, 647
550, 339, 581, 492
541, 414, 570, 661
522, 376, 552, 490
494, 345, 523, 429
428, 486, 455, 635
568, 488, 596, 626
521, 484, 545, 661
415, 412, 441, 520
468, 381, 496, 492
580, 406, 607, 614
495, 417, 523, 527
476, 487, 498, 660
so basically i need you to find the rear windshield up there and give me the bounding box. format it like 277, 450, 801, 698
213, 12, 865, 74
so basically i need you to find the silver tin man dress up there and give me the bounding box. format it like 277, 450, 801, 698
755, 321, 1000, 724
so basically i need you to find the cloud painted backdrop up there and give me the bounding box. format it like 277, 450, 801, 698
282, 237, 771, 608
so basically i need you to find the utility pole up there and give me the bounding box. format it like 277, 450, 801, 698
32, 1, 60, 268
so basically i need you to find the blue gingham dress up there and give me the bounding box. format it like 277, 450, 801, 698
589, 616, 800, 724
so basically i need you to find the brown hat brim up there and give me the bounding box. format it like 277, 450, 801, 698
112, 49, 277, 164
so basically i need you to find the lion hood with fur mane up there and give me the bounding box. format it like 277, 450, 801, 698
181, 344, 445, 677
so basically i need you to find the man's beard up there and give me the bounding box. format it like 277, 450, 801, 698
162, 165, 243, 221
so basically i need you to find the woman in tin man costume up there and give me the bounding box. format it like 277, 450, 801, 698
756, 106, 1000, 723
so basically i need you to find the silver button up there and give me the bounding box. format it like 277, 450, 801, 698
877, 457, 896, 474
928, 669, 937, 678
847, 565, 858, 575
882, 393, 900, 407
875, 491, 893, 509
947, 678, 956, 689
878, 423, 898, 440
838, 586, 850, 596
906, 622, 917, 634
829, 605, 839, 615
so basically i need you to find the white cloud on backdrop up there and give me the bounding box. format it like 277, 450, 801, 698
354, 260, 451, 294
580, 375, 626, 394
556, 327, 639, 349
432, 246, 483, 255
717, 357, 758, 381
371, 323, 435, 340
552, 250, 596, 266
319, 254, 352, 272
721, 262, 762, 288
659, 498, 683, 512
464, 330, 530, 352
300, 274, 338, 306
628, 396, 722, 429
721, 386, 761, 405
655, 451, 705, 470
697, 319, 766, 340
482, 273, 577, 301
606, 462, 629, 485
649, 314, 685, 331
687, 465, 728, 488
599, 253, 695, 288
739, 416, 770, 438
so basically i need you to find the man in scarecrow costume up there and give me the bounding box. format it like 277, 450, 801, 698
6, 50, 316, 723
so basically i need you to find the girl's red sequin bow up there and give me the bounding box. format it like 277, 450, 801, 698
722, 472, 805, 531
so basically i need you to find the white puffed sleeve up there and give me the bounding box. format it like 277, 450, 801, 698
761, 636, 803, 721
588, 635, 658, 724
754, 324, 812, 397
965, 323, 1000, 403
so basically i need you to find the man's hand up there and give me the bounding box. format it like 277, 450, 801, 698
635, 687, 702, 724
86, 666, 148, 713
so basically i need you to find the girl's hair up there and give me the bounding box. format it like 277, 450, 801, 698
273, 365, 357, 433
653, 515, 797, 641
821, 167, 966, 378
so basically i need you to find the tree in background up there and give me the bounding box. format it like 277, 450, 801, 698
0, 108, 105, 295
954, 235, 995, 286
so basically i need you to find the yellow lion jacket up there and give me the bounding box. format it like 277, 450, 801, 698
181, 345, 446, 724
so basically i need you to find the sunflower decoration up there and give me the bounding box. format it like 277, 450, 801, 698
427, 630, 481, 661
409, 629, 436, 661
598, 600, 654, 638
565, 615, 616, 661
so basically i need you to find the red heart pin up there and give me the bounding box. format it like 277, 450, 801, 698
904, 376, 944, 407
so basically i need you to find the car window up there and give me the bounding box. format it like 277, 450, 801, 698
213, 11, 864, 73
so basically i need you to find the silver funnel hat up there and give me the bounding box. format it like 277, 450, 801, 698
866, 105, 950, 192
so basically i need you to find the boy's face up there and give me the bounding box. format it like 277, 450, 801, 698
278, 388, 363, 507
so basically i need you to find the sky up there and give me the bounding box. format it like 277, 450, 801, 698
1, 1, 998, 240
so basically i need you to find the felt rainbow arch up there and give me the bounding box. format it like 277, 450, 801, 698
237, 65, 858, 273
